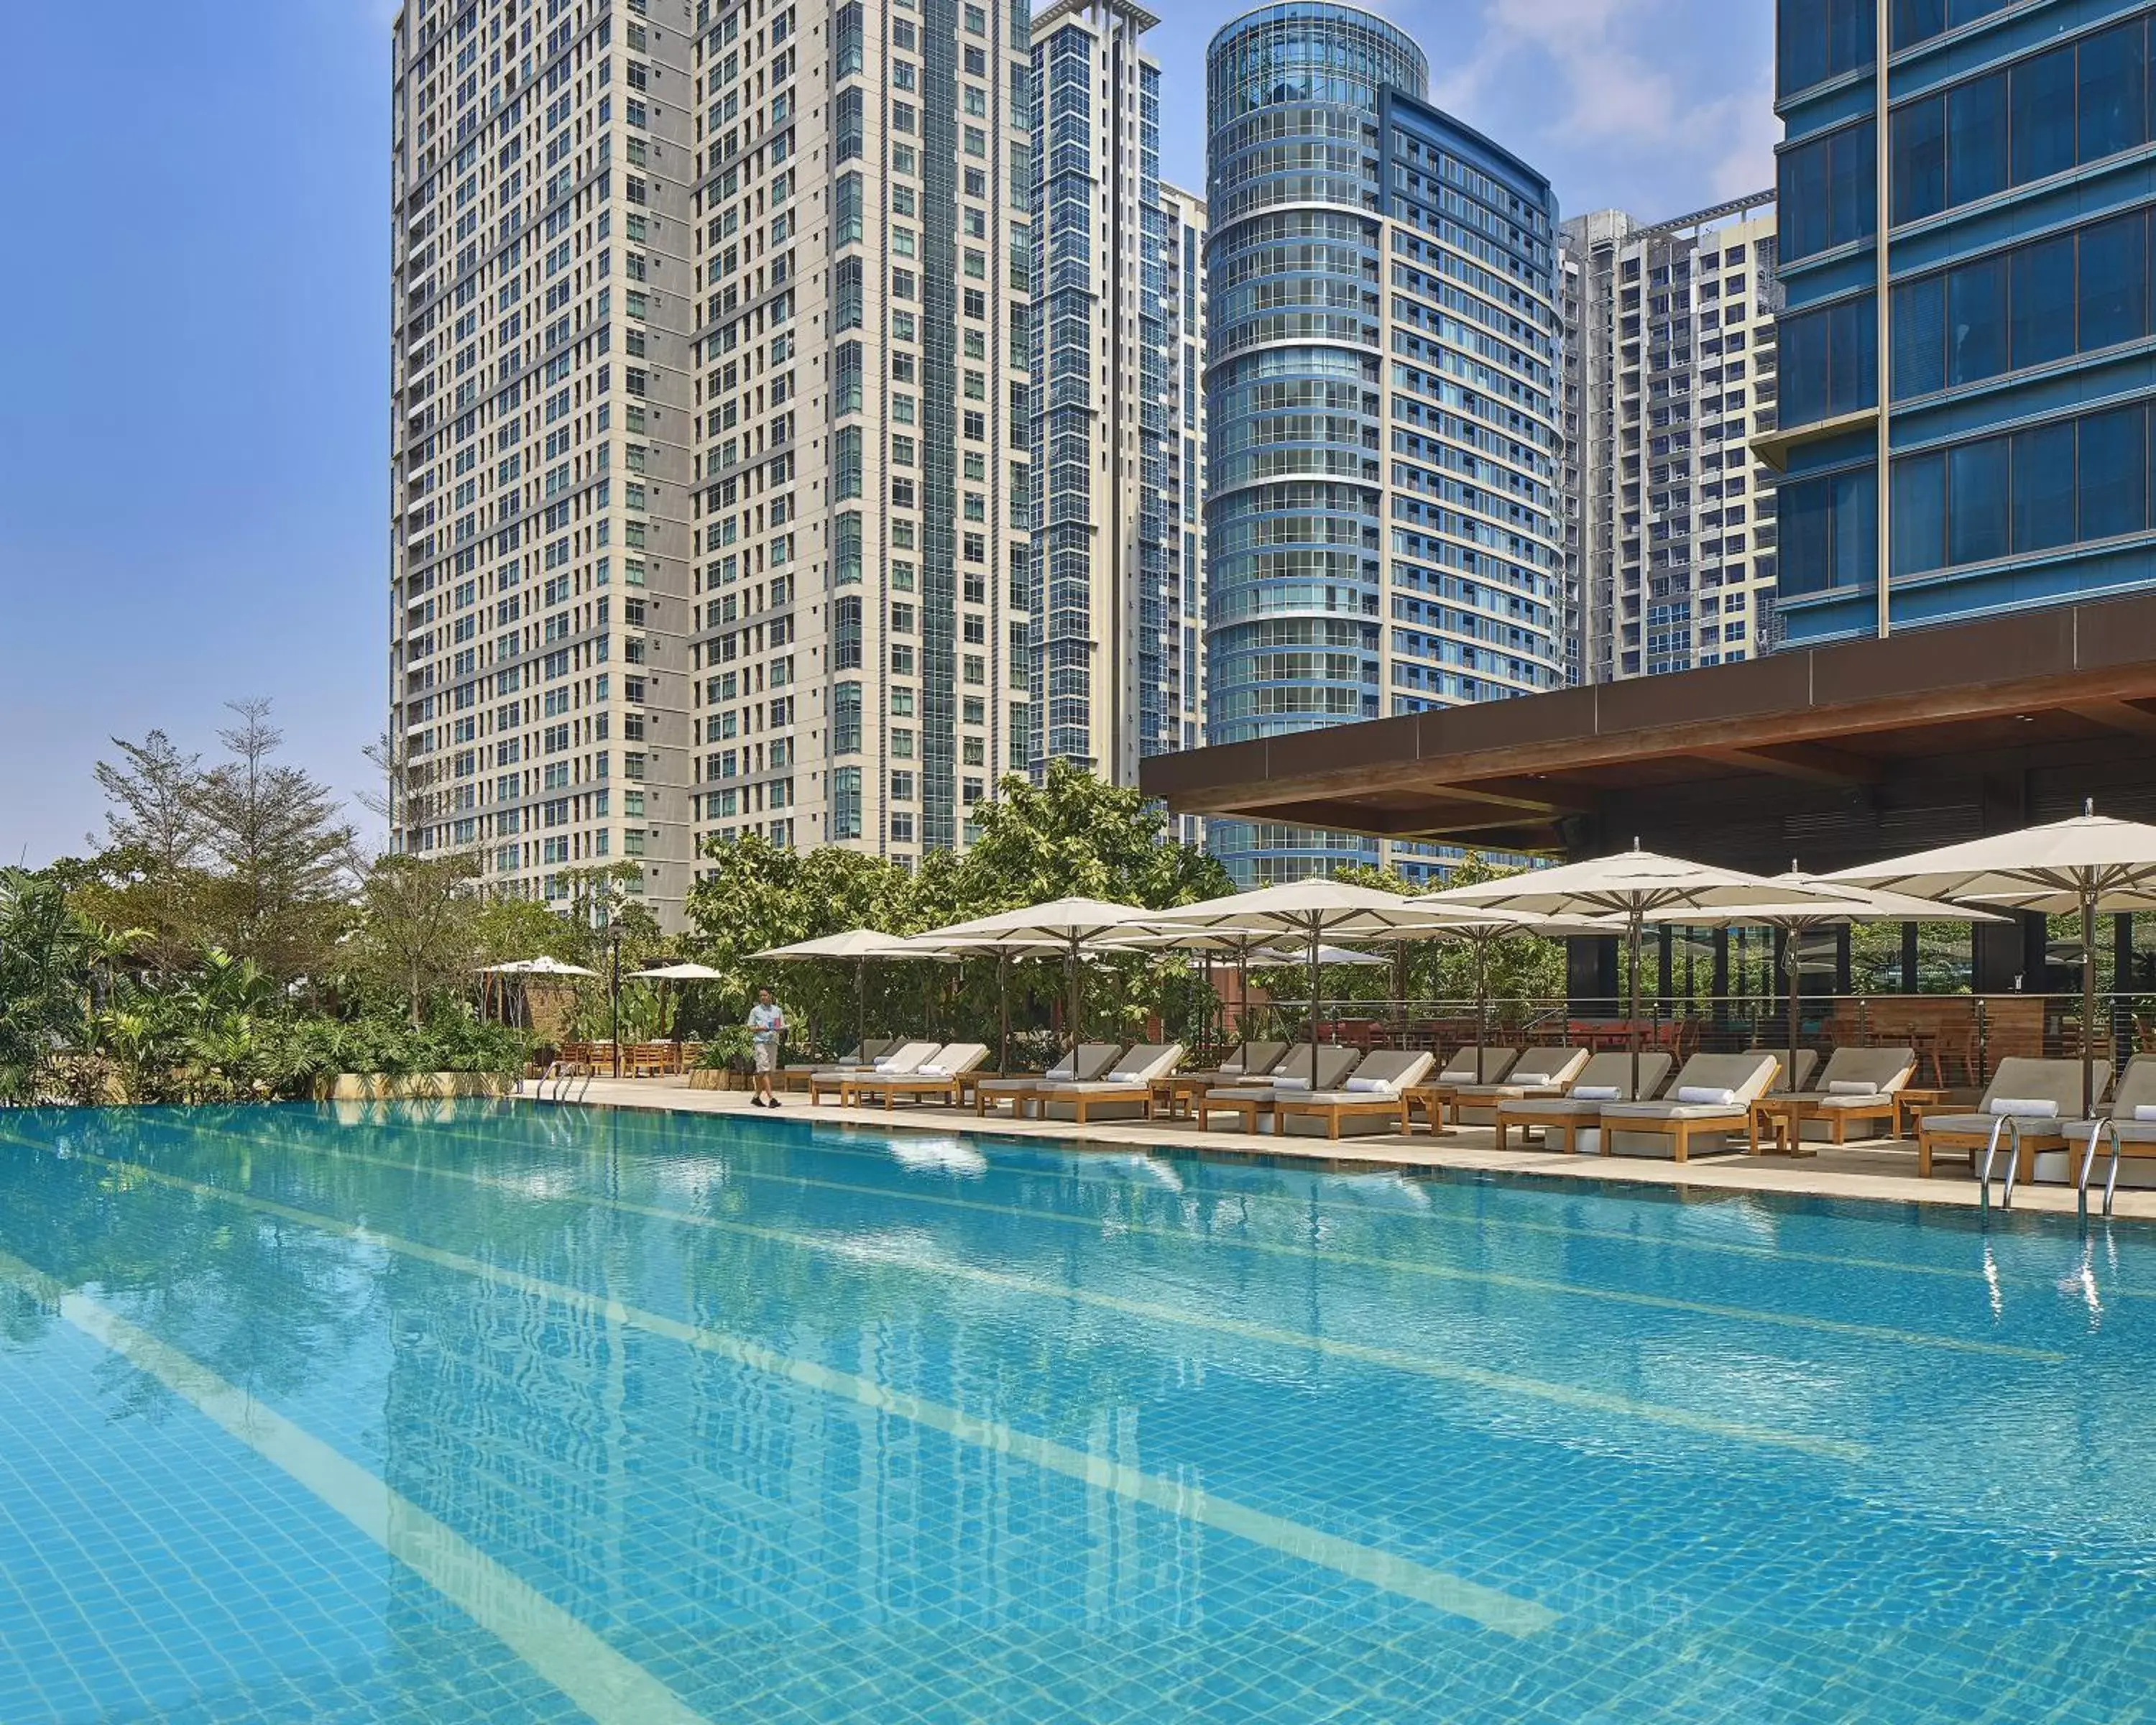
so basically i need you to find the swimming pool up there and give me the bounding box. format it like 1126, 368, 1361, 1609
0, 1100, 2151, 1722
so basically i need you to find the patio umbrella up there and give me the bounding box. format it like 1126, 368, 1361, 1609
1829, 806, 2156, 1117
756, 929, 921, 1055
1637, 868, 2004, 1102
1421, 846, 1847, 1097
901, 930, 1077, 1075
1402, 902, 1608, 1078
915, 898, 1157, 1058
478, 955, 599, 1029
628, 960, 729, 1044
1143, 880, 1483, 1074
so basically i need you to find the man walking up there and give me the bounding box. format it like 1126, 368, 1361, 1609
747, 988, 786, 1108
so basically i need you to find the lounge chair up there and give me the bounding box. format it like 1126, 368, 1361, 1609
1494, 1052, 1675, 1154
1749, 1047, 1915, 1150
1598, 1052, 1785, 1162
1438, 1047, 1591, 1128
1769, 1048, 1821, 1095
1918, 1057, 2114, 1184
841, 1043, 992, 1108
1403, 1045, 1521, 1133
780, 1036, 900, 1091
1196, 1044, 1363, 1133
973, 1043, 1123, 1116
1149, 1041, 1290, 1119
810, 1039, 939, 1103
1033, 1044, 1187, 1123
2053, 1054, 2156, 1195
1276, 1049, 1436, 1138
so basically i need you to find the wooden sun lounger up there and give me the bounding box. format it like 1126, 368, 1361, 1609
1917, 1057, 2113, 1182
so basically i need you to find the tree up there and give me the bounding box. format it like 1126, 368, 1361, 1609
0, 869, 101, 1102
347, 852, 484, 1026
89, 729, 208, 969
188, 699, 356, 985
961, 759, 1233, 912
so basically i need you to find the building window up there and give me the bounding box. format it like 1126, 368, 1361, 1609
1778, 463, 1876, 597
1779, 119, 1875, 264
834, 426, 862, 500
1891, 211, 2152, 400
1778, 293, 1877, 427
1777, 0, 1874, 98
834, 681, 862, 753
831, 765, 862, 839
1890, 402, 2152, 576
834, 595, 862, 669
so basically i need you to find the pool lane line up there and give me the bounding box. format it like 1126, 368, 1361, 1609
40, 1134, 1871, 1464
0, 1248, 714, 1725
18, 1151, 1555, 1639
313, 1098, 2147, 1302
129, 1115, 2064, 1366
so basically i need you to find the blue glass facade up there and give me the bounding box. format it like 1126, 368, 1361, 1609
1204, 4, 1562, 883
1774, 0, 2156, 643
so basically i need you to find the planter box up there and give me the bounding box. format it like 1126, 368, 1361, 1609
323, 1072, 514, 1101
687, 1069, 747, 1090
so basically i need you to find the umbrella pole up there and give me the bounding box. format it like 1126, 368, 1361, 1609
1067, 938, 1082, 1059
1238, 942, 1251, 1072
2084, 882, 2099, 1121
1475, 934, 1488, 1080
856, 959, 867, 1055
998, 949, 1011, 1077
1628, 911, 1643, 1100
1308, 924, 1322, 1076
1787, 921, 1802, 1099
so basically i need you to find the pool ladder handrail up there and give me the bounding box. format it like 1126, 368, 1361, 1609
1976, 1114, 2030, 1213
2078, 1117, 2125, 1224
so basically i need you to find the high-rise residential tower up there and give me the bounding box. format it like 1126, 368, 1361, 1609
1025, 1, 1206, 791
389, 0, 701, 926
1559, 195, 1783, 683
1202, 3, 1564, 885
686, 0, 1036, 866
1771, 0, 2156, 646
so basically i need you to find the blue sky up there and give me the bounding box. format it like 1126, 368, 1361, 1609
0, 0, 1771, 868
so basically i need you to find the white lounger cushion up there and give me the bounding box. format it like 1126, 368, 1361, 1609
1438, 1070, 1476, 1083
1828, 1080, 1878, 1095
1571, 1085, 1619, 1101
1990, 1098, 2058, 1118
1344, 1076, 1398, 1095
1272, 1077, 1309, 1092
2136, 1105, 2156, 1122
1676, 1085, 1738, 1106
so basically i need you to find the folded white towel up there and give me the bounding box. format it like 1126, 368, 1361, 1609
1571, 1085, 1619, 1101
914, 1066, 949, 1077
1104, 1070, 1145, 1085
872, 1058, 900, 1072
2135, 1105, 2156, 1122
1827, 1080, 1877, 1095
1343, 1076, 1399, 1095
1676, 1086, 1738, 1106
1272, 1077, 1311, 1092
1439, 1069, 1477, 1082
1989, 1098, 2057, 1118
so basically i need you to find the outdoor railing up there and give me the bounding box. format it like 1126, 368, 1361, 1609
1212, 992, 2156, 1089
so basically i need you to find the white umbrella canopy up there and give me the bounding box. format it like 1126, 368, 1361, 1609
1145, 880, 1519, 1069
1421, 846, 1851, 1093
757, 928, 940, 1056
1636, 868, 2007, 1100
1828, 808, 2156, 1116
480, 955, 599, 977
915, 898, 1158, 1057
628, 962, 730, 981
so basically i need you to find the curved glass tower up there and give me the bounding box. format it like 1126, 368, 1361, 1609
1204, 4, 1562, 883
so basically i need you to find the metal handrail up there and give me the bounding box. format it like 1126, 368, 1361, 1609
2078, 1117, 2126, 1224
1977, 1114, 2029, 1213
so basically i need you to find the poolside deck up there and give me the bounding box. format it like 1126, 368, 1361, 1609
570, 1079, 2156, 1223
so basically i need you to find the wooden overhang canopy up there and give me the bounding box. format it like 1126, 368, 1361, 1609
1141, 594, 2156, 870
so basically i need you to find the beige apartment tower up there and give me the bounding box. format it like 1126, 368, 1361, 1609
391, 0, 1039, 925
1558, 194, 1783, 683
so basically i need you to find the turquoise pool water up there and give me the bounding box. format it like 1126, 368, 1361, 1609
1, 1102, 2153, 1722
